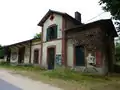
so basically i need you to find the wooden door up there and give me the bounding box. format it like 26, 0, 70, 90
75, 46, 85, 66
47, 47, 55, 69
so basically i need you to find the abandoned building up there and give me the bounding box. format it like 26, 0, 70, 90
4, 38, 41, 65
4, 10, 118, 75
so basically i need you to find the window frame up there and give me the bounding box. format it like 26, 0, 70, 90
46, 24, 57, 41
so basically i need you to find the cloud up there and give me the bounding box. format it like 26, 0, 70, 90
0, 0, 110, 45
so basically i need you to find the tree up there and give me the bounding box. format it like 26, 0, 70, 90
115, 42, 120, 61
33, 33, 41, 39
99, 0, 120, 32
0, 45, 4, 59
0, 45, 2, 48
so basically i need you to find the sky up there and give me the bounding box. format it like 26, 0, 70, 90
0, 0, 111, 46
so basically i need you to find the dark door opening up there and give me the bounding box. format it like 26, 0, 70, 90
47, 47, 55, 69
106, 44, 113, 72
75, 46, 85, 66
7, 49, 11, 63
18, 47, 25, 63
33, 49, 39, 64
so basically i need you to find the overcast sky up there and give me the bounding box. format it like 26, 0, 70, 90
0, 0, 111, 45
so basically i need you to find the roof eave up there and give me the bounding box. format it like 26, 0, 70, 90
37, 10, 65, 27
65, 19, 118, 37
37, 10, 82, 27
37, 22, 43, 26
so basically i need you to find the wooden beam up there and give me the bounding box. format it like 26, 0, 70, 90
21, 42, 30, 47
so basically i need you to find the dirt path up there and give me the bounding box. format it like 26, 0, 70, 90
0, 69, 62, 90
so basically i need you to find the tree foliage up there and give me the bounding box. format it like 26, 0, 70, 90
115, 43, 120, 61
99, 0, 120, 32
0, 45, 2, 48
115, 37, 120, 61
0, 46, 4, 59
33, 33, 41, 39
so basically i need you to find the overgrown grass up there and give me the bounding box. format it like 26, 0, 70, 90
0, 62, 110, 82
0, 61, 45, 71
0, 62, 120, 90
42, 68, 111, 82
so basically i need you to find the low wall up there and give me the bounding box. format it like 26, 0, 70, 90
0, 59, 4, 62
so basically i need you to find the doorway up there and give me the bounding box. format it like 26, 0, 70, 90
75, 46, 85, 66
7, 49, 11, 63
47, 47, 55, 69
33, 49, 39, 64
106, 44, 113, 72
18, 47, 25, 63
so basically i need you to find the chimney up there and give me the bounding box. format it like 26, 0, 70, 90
75, 11, 81, 23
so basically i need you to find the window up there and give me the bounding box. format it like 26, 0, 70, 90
46, 25, 57, 41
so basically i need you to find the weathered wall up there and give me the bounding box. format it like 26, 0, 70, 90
41, 13, 63, 68
31, 41, 41, 64
67, 39, 107, 75
24, 46, 30, 64
32, 40, 41, 45
65, 18, 77, 29
43, 13, 62, 42
67, 39, 74, 67
4, 56, 7, 62
42, 40, 62, 68
105, 35, 115, 72
9, 45, 30, 64
66, 27, 108, 75
10, 47, 19, 64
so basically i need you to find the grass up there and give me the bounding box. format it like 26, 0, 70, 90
0, 62, 120, 90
